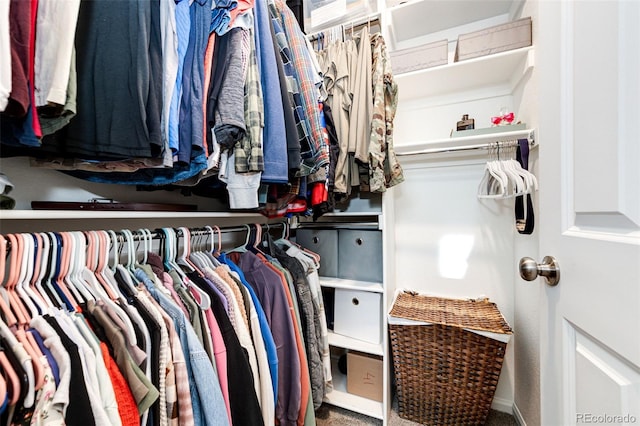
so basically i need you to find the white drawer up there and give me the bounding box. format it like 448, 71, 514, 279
334, 289, 382, 345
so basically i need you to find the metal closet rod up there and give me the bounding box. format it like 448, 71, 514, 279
306, 12, 381, 41
131, 222, 288, 241
399, 138, 537, 156
0, 222, 289, 249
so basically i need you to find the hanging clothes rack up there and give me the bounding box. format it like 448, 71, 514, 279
1, 222, 289, 250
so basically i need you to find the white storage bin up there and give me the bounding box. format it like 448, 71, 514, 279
334, 289, 382, 344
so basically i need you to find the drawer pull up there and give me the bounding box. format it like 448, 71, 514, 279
356, 238, 363, 246
352, 298, 360, 306
313, 236, 319, 244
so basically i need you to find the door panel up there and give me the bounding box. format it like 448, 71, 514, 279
538, 0, 640, 424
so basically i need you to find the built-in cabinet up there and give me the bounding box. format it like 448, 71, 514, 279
293, 197, 394, 421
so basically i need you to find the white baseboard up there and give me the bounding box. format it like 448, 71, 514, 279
512, 402, 527, 426
491, 397, 514, 415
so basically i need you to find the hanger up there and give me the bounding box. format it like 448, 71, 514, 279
177, 227, 212, 308
15, 234, 39, 319
80, 231, 114, 303
478, 143, 508, 199
26, 234, 48, 314
55, 233, 82, 310
198, 225, 222, 268
33, 233, 58, 310
176, 227, 197, 274
227, 224, 252, 254
3, 234, 45, 392
0, 346, 17, 406
3, 234, 30, 325
89, 231, 119, 301
66, 232, 96, 304
0, 236, 18, 326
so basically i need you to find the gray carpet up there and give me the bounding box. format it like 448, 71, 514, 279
315, 403, 518, 425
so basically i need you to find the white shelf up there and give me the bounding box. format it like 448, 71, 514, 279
319, 277, 384, 293
388, 0, 521, 42
395, 46, 534, 102
324, 357, 384, 419
328, 331, 384, 356
395, 127, 535, 156
0, 210, 266, 220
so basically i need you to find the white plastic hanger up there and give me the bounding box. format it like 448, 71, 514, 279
15, 234, 39, 318
25, 234, 49, 313
67, 232, 96, 303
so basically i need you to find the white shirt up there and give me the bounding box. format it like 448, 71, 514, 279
34, 0, 81, 106
0, 0, 11, 111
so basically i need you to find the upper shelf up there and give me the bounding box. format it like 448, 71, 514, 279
395, 127, 535, 157
388, 0, 522, 42
395, 46, 534, 102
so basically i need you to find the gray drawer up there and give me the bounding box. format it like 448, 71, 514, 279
337, 229, 382, 282
295, 229, 338, 277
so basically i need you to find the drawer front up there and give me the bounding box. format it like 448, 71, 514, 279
334, 289, 382, 344
295, 229, 338, 277
337, 229, 382, 282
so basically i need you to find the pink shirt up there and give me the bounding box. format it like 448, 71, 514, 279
203, 306, 231, 425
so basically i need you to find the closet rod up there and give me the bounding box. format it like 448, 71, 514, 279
0, 222, 288, 249
398, 136, 536, 156
130, 223, 287, 241
306, 12, 381, 41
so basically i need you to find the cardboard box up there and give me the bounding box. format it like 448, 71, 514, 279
390, 39, 449, 74
347, 351, 383, 402
454, 17, 532, 62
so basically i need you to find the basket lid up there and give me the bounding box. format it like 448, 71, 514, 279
389, 291, 513, 335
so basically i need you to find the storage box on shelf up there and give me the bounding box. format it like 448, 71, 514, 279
455, 16, 532, 62
334, 288, 382, 344
347, 351, 384, 402
390, 39, 448, 74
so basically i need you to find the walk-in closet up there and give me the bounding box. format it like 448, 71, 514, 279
1, 0, 639, 425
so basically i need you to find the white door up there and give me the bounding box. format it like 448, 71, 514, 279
537, 1, 640, 425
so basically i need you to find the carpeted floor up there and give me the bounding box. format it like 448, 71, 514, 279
315, 403, 518, 425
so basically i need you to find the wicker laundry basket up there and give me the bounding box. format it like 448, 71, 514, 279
388, 291, 513, 425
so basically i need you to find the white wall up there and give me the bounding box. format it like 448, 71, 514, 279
391, 154, 516, 412
511, 1, 541, 424
390, 1, 542, 418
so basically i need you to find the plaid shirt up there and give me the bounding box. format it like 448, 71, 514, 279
269, 6, 316, 176
273, 0, 329, 173
235, 25, 265, 173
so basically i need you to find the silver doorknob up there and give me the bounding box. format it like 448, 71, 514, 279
519, 256, 560, 286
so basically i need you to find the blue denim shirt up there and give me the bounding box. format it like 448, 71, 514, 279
168, 0, 190, 156
218, 253, 279, 404
135, 269, 229, 426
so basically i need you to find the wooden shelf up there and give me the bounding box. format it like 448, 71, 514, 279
319, 277, 384, 293
324, 357, 384, 419
395, 46, 534, 102
328, 331, 384, 356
